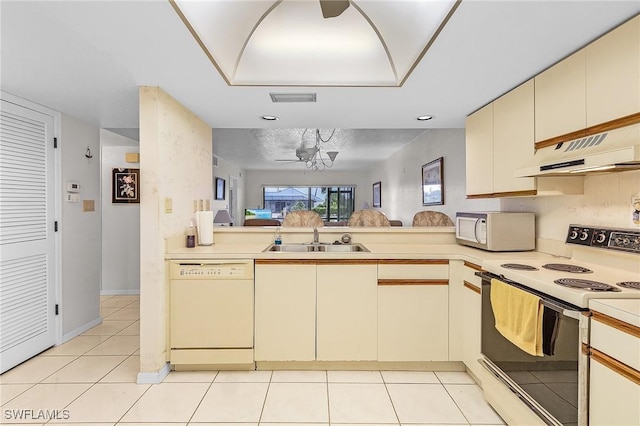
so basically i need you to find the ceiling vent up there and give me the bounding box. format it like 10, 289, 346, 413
269, 93, 317, 103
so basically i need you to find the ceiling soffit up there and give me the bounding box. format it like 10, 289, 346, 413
171, 0, 459, 87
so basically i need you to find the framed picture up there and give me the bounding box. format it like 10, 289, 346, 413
112, 168, 139, 204
372, 181, 381, 208
422, 157, 444, 206
215, 177, 226, 200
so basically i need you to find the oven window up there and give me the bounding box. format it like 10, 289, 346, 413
481, 280, 580, 425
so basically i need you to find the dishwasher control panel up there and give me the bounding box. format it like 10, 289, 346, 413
171, 260, 254, 280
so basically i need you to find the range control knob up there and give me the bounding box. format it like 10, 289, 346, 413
595, 232, 607, 244
579, 230, 590, 241
569, 229, 579, 240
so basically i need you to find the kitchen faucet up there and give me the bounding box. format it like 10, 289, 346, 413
313, 227, 319, 244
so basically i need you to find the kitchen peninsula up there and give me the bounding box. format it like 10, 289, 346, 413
164, 226, 557, 375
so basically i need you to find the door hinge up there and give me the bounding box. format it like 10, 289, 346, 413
54, 137, 58, 148
54, 221, 58, 232
55, 304, 59, 315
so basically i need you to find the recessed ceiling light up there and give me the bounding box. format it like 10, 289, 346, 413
417, 115, 434, 121
260, 115, 279, 121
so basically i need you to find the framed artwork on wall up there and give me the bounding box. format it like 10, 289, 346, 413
422, 157, 444, 206
215, 177, 226, 200
112, 168, 140, 204
372, 181, 381, 208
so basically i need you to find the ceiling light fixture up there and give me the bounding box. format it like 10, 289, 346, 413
417, 115, 434, 121
260, 115, 279, 121
275, 129, 338, 171
172, 0, 459, 86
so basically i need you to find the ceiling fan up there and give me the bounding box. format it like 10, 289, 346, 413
319, 0, 350, 19
275, 129, 339, 170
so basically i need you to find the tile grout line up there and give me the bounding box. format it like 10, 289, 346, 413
325, 370, 331, 425
381, 372, 401, 426
257, 370, 274, 425
442, 382, 473, 426
185, 370, 219, 424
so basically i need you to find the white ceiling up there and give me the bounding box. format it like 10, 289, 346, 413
1, 1, 638, 171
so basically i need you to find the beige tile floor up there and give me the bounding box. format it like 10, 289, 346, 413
0, 295, 505, 425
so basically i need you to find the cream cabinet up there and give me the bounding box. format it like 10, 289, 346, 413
465, 81, 537, 197
460, 261, 483, 382
588, 310, 640, 426
465, 102, 494, 196
316, 262, 378, 361
255, 260, 378, 363
534, 50, 586, 142
493, 80, 536, 194
586, 15, 640, 126
254, 261, 316, 361
377, 260, 449, 361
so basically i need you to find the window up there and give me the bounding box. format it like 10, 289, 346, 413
263, 186, 355, 222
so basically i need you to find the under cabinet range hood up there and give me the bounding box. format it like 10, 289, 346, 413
516, 123, 640, 177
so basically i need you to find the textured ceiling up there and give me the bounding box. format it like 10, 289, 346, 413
213, 128, 429, 171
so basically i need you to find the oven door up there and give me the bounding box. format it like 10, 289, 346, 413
478, 272, 589, 426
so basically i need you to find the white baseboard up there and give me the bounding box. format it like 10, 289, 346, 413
60, 317, 103, 344
137, 362, 171, 384
101, 289, 140, 296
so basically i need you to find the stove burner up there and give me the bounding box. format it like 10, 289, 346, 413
501, 263, 539, 271
617, 281, 640, 290
543, 263, 592, 273
554, 278, 621, 292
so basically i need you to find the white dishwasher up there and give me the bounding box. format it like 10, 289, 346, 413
169, 260, 254, 369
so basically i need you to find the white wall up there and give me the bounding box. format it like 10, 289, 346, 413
60, 114, 101, 338
100, 130, 140, 295
502, 170, 640, 241
367, 129, 500, 225
139, 87, 213, 376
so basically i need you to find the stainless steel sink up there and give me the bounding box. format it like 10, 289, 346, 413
263, 243, 369, 253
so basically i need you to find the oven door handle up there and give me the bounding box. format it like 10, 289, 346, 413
476, 270, 586, 317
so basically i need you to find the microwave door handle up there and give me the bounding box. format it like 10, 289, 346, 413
474, 219, 481, 243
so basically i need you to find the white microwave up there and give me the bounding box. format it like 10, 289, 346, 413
455, 212, 535, 251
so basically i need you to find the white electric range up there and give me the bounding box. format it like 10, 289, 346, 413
477, 224, 640, 426
482, 225, 640, 309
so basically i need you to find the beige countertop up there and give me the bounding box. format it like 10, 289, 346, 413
165, 241, 561, 266
590, 299, 640, 328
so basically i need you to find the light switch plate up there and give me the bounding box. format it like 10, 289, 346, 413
66, 193, 80, 203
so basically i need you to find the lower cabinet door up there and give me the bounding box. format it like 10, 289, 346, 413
316, 263, 378, 361
461, 279, 482, 379
589, 353, 640, 425
378, 285, 449, 361
254, 263, 316, 361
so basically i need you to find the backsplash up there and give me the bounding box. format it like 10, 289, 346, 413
502, 170, 640, 243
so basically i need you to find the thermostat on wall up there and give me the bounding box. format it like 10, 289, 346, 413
66, 181, 80, 193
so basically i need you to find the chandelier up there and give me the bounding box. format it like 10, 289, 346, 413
301, 129, 338, 171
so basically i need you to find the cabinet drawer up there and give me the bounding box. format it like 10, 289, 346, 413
591, 312, 640, 371
378, 261, 448, 280
462, 262, 482, 291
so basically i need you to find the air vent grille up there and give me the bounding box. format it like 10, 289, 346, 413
269, 93, 317, 103
564, 133, 607, 152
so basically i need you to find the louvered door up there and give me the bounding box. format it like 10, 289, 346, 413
0, 100, 56, 373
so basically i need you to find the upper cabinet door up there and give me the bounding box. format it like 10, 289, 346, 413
534, 50, 586, 142
586, 16, 640, 127
465, 103, 494, 196
493, 80, 536, 194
